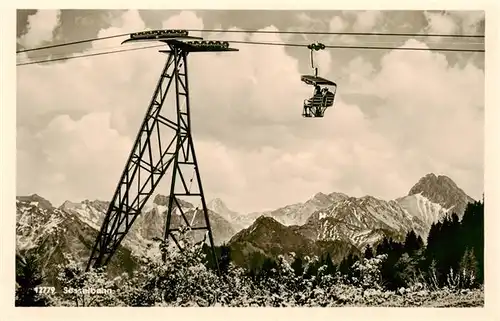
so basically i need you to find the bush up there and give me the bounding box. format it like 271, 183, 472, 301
43, 228, 483, 307
351, 254, 387, 289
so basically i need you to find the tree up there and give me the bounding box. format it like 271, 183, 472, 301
364, 245, 374, 259
291, 256, 304, 277
322, 253, 336, 275
55, 254, 120, 307
380, 250, 402, 290
460, 200, 484, 284
15, 252, 49, 307
459, 248, 479, 288
376, 237, 391, 255
247, 251, 267, 279
338, 253, 357, 279
403, 231, 423, 255
423, 200, 484, 288
424, 221, 442, 277
260, 257, 279, 278
303, 256, 321, 280
203, 244, 232, 275
393, 253, 420, 288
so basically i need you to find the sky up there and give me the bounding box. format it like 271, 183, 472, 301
15, 9, 485, 213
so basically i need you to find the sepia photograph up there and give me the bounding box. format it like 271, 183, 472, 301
13, 8, 487, 309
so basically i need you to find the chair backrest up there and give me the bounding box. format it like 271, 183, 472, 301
312, 94, 323, 107
324, 92, 335, 107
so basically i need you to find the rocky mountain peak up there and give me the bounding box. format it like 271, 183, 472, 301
310, 191, 349, 204
207, 198, 230, 212
408, 173, 475, 217
83, 199, 109, 211
16, 194, 53, 210
328, 192, 350, 200
230, 214, 307, 246
409, 173, 457, 194
153, 194, 193, 208
58, 199, 109, 212
59, 200, 79, 210
153, 194, 170, 206
253, 215, 280, 226
312, 192, 328, 199
359, 195, 377, 202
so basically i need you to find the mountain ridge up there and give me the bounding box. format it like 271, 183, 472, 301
16, 172, 478, 280
16, 195, 137, 288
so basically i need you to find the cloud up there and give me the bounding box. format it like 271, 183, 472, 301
296, 13, 313, 24
328, 16, 346, 32
346, 39, 484, 197
350, 11, 383, 31
314, 50, 332, 73
423, 11, 459, 34
449, 11, 485, 34
17, 10, 484, 213
17, 10, 61, 48
17, 113, 132, 206
162, 10, 204, 36
341, 56, 376, 91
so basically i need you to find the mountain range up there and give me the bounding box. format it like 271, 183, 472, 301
16, 173, 477, 284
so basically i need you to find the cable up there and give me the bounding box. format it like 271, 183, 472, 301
18, 39, 485, 65
16, 42, 156, 64
16, 33, 130, 54
17, 37, 485, 65
16, 39, 484, 67
21, 38, 486, 61
214, 40, 485, 52
16, 44, 164, 66
16, 28, 485, 54
325, 44, 484, 53
190, 28, 485, 38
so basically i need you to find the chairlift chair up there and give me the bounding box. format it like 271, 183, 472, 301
300, 42, 338, 118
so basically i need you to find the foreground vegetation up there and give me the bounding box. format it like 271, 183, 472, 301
15, 200, 484, 307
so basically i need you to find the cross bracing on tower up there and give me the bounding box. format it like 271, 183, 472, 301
85, 30, 238, 275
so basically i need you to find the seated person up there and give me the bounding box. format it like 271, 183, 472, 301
321, 87, 335, 106
303, 106, 312, 117
313, 106, 323, 117
314, 85, 321, 96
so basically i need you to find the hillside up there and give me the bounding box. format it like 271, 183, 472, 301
228, 216, 359, 268
225, 173, 476, 262
16, 195, 137, 287
15, 172, 477, 283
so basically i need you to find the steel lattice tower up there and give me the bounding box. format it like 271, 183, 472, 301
86, 33, 238, 274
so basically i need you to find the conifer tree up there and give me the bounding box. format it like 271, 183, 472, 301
404, 230, 423, 255
338, 253, 357, 277
364, 245, 374, 259
15, 252, 49, 307
291, 256, 304, 277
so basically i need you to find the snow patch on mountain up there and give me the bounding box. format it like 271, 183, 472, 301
17, 196, 67, 250
15, 172, 476, 275
397, 192, 450, 228
301, 195, 427, 248
408, 173, 475, 218
207, 198, 230, 215
60, 200, 104, 230
156, 205, 168, 215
